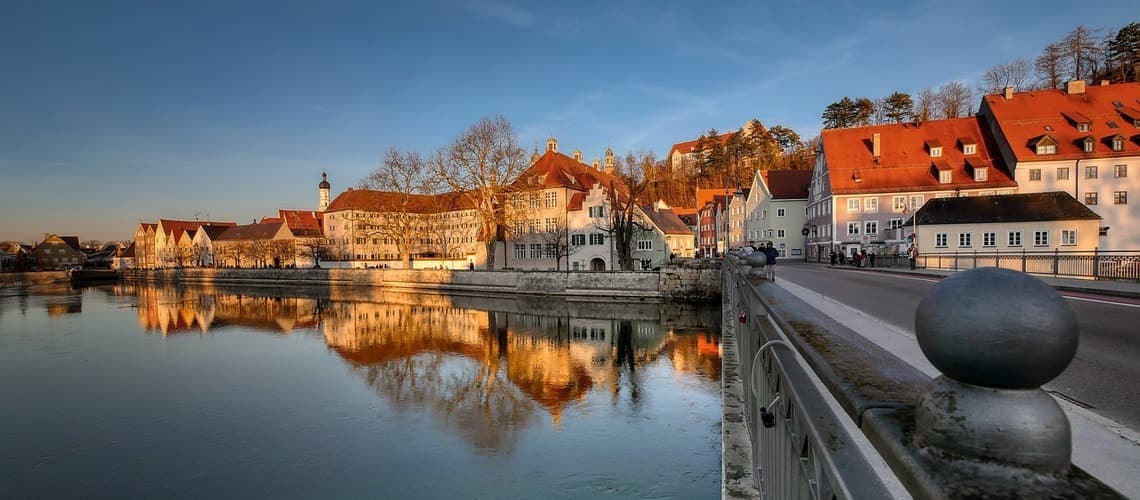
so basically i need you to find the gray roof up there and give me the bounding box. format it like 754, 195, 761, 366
640, 206, 692, 235
215, 222, 289, 241
908, 192, 1101, 226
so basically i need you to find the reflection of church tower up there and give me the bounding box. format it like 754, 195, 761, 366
318, 172, 331, 211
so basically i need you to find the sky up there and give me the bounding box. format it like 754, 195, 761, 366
1, 0, 1135, 242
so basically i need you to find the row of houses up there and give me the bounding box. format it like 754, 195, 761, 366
129, 139, 697, 271
694, 81, 1139, 261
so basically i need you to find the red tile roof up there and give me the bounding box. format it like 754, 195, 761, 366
760, 170, 812, 199
516, 150, 625, 195
325, 189, 477, 213
667, 131, 739, 159
695, 188, 736, 210
820, 117, 1016, 195
215, 222, 290, 241
159, 219, 236, 240
982, 82, 1140, 162
277, 210, 323, 237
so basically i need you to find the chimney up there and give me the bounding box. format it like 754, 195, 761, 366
572, 150, 582, 162
546, 136, 558, 152
1066, 80, 1086, 95
872, 133, 881, 158
1101, 80, 1110, 86
1003, 86, 1014, 100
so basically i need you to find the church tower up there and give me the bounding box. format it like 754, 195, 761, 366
318, 171, 331, 211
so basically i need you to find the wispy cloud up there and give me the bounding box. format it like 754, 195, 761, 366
465, 0, 536, 28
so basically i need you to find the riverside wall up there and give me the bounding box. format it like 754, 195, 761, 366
0, 271, 68, 286
121, 266, 721, 302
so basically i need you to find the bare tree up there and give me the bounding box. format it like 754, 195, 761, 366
1036, 42, 1067, 89
296, 238, 331, 268
1064, 25, 1104, 82
937, 82, 973, 118
915, 88, 937, 122
433, 116, 529, 270
978, 59, 1032, 94
532, 213, 577, 270
599, 151, 656, 271
357, 148, 437, 267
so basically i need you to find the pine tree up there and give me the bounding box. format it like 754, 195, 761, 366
882, 91, 915, 123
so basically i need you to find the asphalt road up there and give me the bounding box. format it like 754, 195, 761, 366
776, 261, 1140, 432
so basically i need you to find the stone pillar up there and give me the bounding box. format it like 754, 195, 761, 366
745, 252, 768, 280
913, 267, 1078, 473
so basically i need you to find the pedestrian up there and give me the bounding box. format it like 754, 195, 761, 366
468, 261, 475, 270
869, 250, 876, 268
829, 251, 837, 266
764, 242, 778, 280
908, 245, 918, 270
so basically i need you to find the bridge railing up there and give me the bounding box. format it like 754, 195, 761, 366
844, 249, 1140, 281
723, 252, 1124, 499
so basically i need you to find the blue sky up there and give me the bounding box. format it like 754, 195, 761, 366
1, 1, 1135, 241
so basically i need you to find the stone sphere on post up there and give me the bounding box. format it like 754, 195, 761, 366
745, 252, 767, 278
913, 267, 1079, 473
915, 267, 1078, 389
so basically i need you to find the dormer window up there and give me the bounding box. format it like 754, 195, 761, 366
1112, 135, 1125, 152
1077, 123, 1091, 132
926, 139, 943, 158
1034, 134, 1058, 155
974, 167, 988, 181
939, 170, 952, 183
933, 161, 952, 184
1064, 111, 1092, 132
1083, 137, 1095, 153
963, 144, 976, 155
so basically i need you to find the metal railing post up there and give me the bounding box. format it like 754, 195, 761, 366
1093, 247, 1100, 280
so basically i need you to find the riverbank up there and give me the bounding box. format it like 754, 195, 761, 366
0, 271, 68, 286
121, 266, 722, 302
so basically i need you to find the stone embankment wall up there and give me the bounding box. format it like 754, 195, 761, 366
0, 271, 68, 286
122, 266, 721, 302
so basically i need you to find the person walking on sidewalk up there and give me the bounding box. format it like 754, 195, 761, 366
908, 245, 918, 270
869, 250, 876, 268
763, 242, 778, 280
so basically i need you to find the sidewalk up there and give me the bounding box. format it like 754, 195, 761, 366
803, 261, 1140, 300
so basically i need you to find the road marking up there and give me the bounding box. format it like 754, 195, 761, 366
1063, 295, 1140, 309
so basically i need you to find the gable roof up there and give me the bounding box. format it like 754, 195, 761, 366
277, 210, 323, 236
59, 236, 82, 252
118, 242, 136, 258
159, 219, 235, 240
820, 116, 1016, 195
639, 206, 692, 235
982, 82, 1140, 162
911, 192, 1101, 225
516, 150, 625, 195
761, 170, 813, 199
198, 224, 232, 241
215, 222, 291, 241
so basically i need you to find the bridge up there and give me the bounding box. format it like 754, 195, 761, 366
720, 254, 1136, 499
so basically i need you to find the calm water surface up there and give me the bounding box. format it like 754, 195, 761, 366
0, 282, 722, 499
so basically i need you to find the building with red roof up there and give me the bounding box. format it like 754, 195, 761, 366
979, 81, 1140, 250
744, 169, 813, 259
805, 116, 1017, 261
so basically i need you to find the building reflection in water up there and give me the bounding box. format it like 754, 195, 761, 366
126, 283, 721, 454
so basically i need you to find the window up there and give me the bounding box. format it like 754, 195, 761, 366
863, 198, 878, 213
1115, 165, 1127, 178
529, 244, 542, 259
930, 146, 942, 157
864, 221, 878, 234
935, 233, 948, 248
589, 206, 605, 218
1113, 137, 1125, 151
1085, 166, 1098, 179
983, 232, 996, 247
777, 208, 786, 217
938, 170, 951, 184
847, 199, 860, 213
892, 196, 907, 212
1084, 139, 1095, 153
958, 232, 972, 247
847, 222, 860, 235
571, 234, 585, 246
1077, 123, 1091, 132
1115, 191, 1128, 205
1061, 229, 1077, 246
1008, 231, 1022, 247
589, 233, 605, 245
973, 167, 987, 181
889, 218, 903, 230
1034, 230, 1049, 247
1085, 192, 1098, 205
1036, 143, 1056, 155
514, 244, 526, 259
1029, 169, 1042, 181
908, 195, 924, 211
1057, 167, 1070, 180
963, 144, 976, 155
544, 243, 557, 258
636, 240, 653, 251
